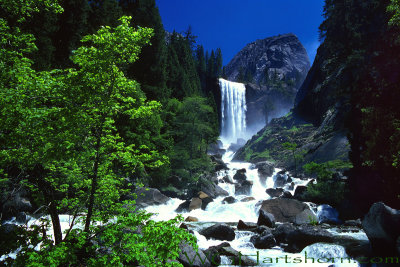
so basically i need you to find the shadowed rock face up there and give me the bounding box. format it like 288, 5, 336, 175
225, 33, 310, 85
223, 33, 310, 130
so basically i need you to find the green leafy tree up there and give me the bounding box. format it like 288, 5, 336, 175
1, 4, 196, 263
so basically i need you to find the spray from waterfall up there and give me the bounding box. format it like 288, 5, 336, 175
219, 78, 247, 144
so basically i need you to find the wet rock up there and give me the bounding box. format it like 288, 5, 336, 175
2, 194, 32, 220
233, 169, 247, 182
257, 210, 276, 228
218, 246, 257, 266
332, 235, 371, 259
204, 246, 221, 266
293, 185, 308, 200
134, 188, 170, 208
241, 197, 255, 202
201, 197, 214, 210
235, 180, 253, 195
176, 200, 191, 213
362, 202, 400, 255
200, 182, 229, 199
237, 220, 257, 231
189, 198, 202, 211
222, 175, 233, 184
250, 232, 276, 249
200, 223, 235, 241
273, 173, 287, 188
185, 216, 199, 222
272, 223, 297, 244
288, 182, 295, 191
287, 176, 293, 183
210, 155, 228, 172
281, 191, 293, 199
266, 188, 284, 198
178, 241, 212, 267
256, 161, 275, 186
285, 225, 334, 252
258, 198, 317, 225
317, 204, 341, 225
223, 196, 237, 204
256, 225, 272, 235
344, 219, 362, 227
15, 212, 27, 224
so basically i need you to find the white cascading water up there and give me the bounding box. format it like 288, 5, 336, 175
141, 79, 364, 266
219, 78, 247, 143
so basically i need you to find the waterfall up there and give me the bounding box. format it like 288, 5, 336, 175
219, 78, 247, 143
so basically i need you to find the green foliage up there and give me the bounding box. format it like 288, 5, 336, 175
303, 160, 352, 207
388, 0, 400, 26
308, 215, 318, 226
1, 6, 195, 264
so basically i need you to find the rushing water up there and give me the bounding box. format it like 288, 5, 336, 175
143, 141, 363, 267
143, 79, 363, 266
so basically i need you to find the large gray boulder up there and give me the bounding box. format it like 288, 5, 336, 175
200, 223, 235, 241
362, 202, 400, 255
134, 188, 170, 208
258, 198, 317, 225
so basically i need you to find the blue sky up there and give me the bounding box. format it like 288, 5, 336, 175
155, 0, 325, 65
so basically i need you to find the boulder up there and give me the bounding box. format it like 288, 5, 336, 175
178, 241, 212, 267
272, 223, 297, 244
235, 180, 253, 195
250, 233, 276, 249
293, 185, 308, 200
2, 194, 32, 220
256, 225, 272, 235
134, 188, 170, 208
344, 219, 362, 227
258, 198, 317, 225
222, 196, 237, 204
200, 223, 235, 241
185, 216, 199, 222
285, 225, 334, 252
256, 161, 275, 186
222, 175, 233, 184
176, 200, 191, 213
198, 191, 209, 199
201, 182, 229, 199
233, 169, 247, 182
281, 191, 293, 199
257, 210, 276, 228
201, 197, 214, 210
317, 204, 341, 225
332, 235, 371, 259
273, 173, 287, 188
211, 155, 228, 171
218, 246, 257, 266
237, 220, 257, 231
204, 246, 221, 266
189, 198, 202, 211
362, 202, 400, 255
240, 197, 255, 202
266, 188, 284, 198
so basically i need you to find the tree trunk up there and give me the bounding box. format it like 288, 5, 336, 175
84, 133, 101, 233
49, 201, 62, 245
